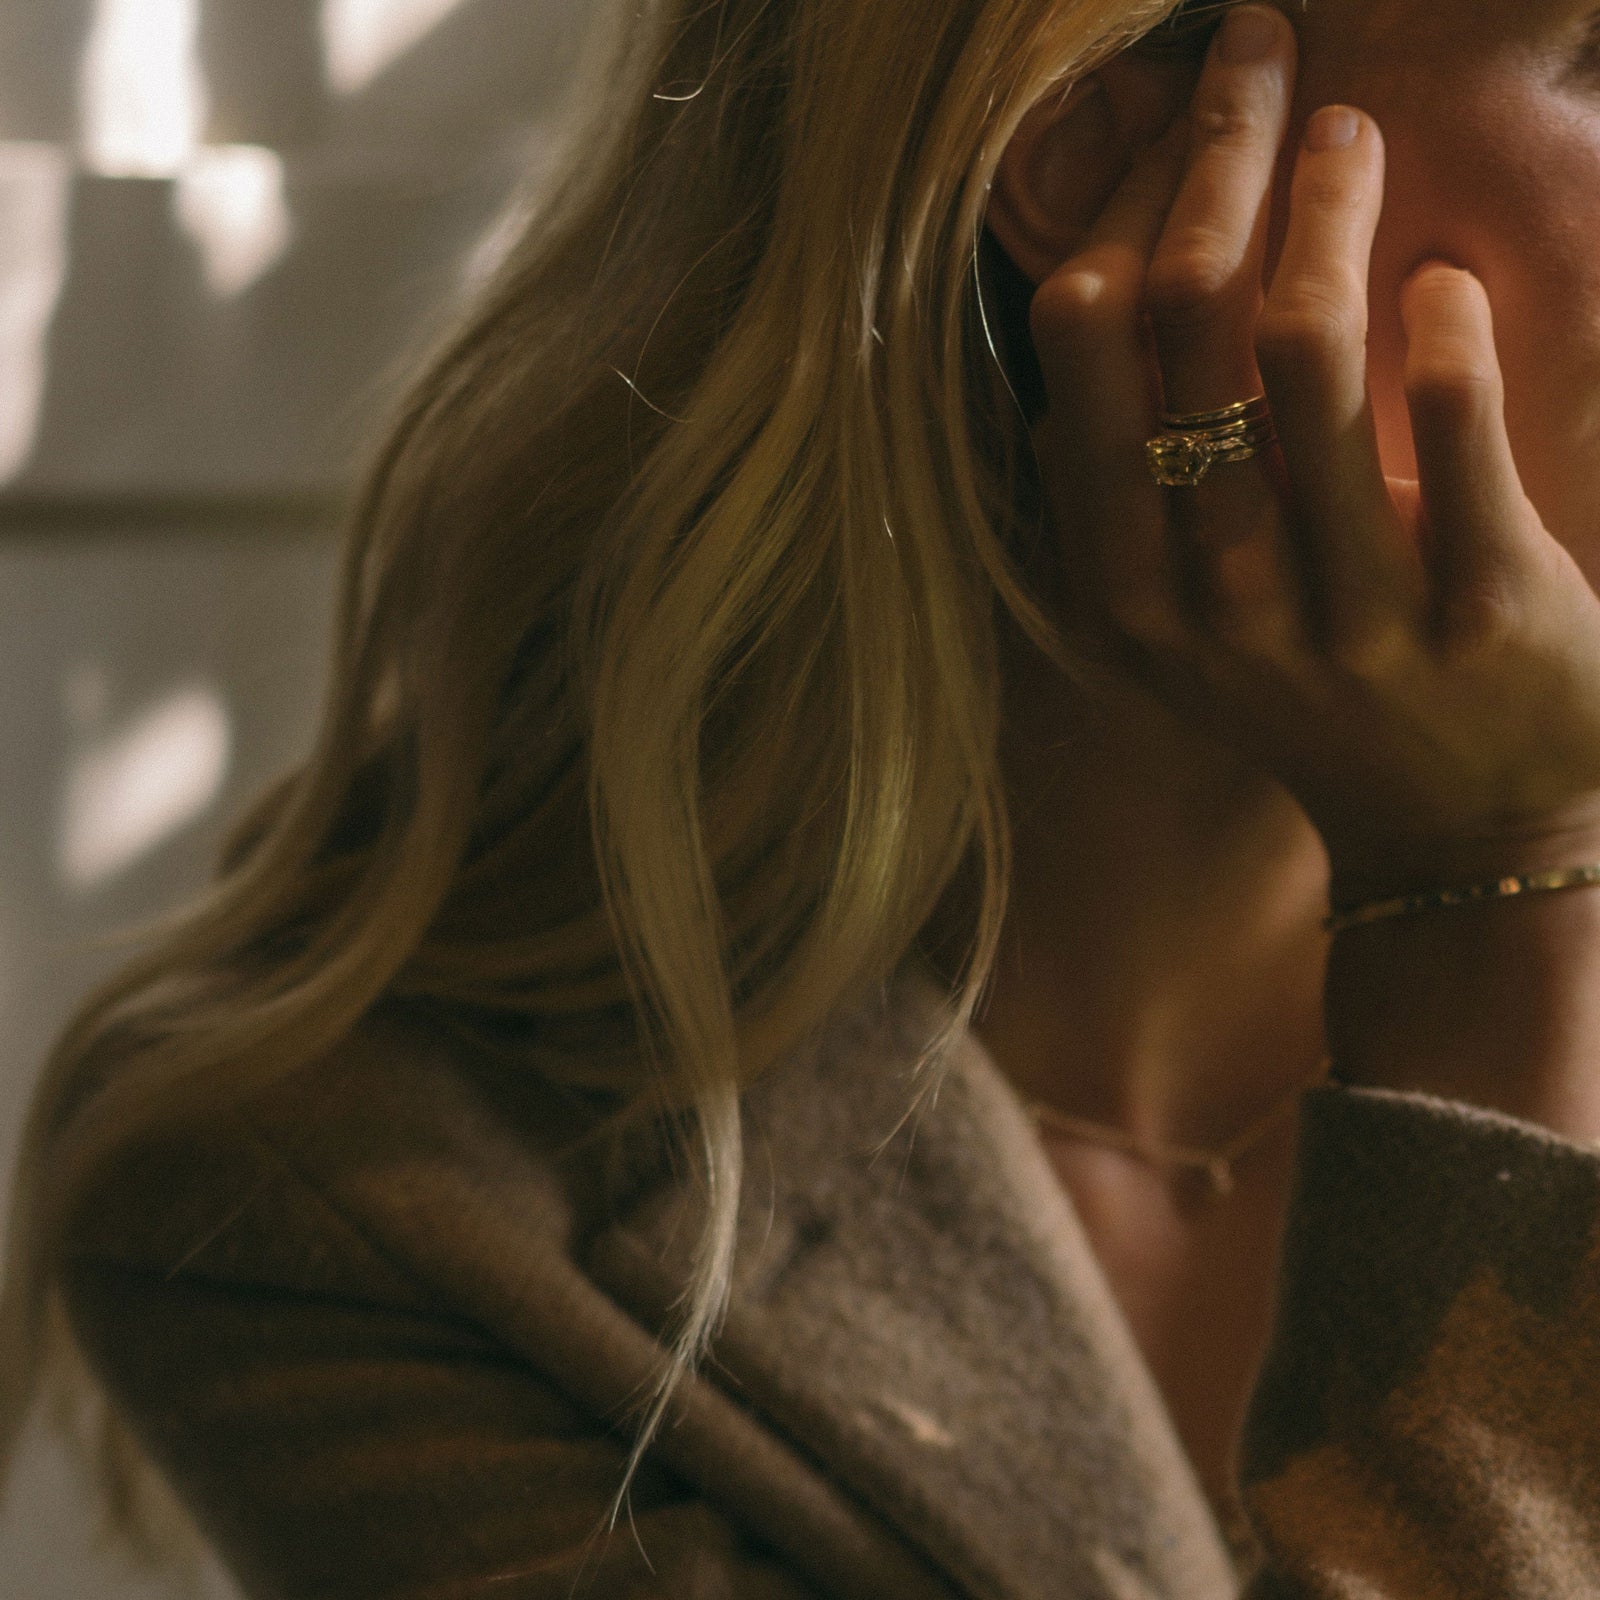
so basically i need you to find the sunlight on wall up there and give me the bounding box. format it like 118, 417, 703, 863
321, 0, 471, 96
58, 682, 233, 893
79, 0, 206, 178
79, 2, 296, 299
176, 146, 293, 299
0, 144, 72, 485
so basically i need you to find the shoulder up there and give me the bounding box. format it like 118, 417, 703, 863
52, 970, 974, 1332
47, 1009, 867, 1600
54, 1002, 648, 1316
49, 973, 1249, 1600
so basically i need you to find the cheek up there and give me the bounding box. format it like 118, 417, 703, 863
1357, 79, 1600, 581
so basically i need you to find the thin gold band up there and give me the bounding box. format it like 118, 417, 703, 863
1324, 863, 1600, 935
1161, 396, 1272, 431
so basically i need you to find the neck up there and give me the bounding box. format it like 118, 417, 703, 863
968, 623, 1333, 1157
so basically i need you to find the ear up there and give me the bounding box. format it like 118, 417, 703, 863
987, 55, 1199, 286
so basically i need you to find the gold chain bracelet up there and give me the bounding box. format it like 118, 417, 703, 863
1324, 863, 1600, 935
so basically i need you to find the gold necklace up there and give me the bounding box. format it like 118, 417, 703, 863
1027, 1057, 1333, 1197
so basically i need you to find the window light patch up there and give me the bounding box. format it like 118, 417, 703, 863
321, 0, 470, 96
58, 684, 232, 892
80, 0, 207, 178
175, 146, 293, 299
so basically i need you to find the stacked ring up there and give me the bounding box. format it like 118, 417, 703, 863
1145, 396, 1278, 488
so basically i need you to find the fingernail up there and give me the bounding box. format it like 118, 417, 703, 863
1217, 5, 1281, 65
1305, 105, 1361, 151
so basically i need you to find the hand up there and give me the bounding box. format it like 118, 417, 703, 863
1027, 3, 1600, 907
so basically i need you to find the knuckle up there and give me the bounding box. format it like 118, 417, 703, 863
1190, 103, 1263, 151
1404, 357, 1501, 417
1255, 293, 1363, 374
1291, 163, 1366, 216
1434, 575, 1521, 659
1031, 263, 1134, 346
1146, 240, 1240, 328
1326, 616, 1414, 679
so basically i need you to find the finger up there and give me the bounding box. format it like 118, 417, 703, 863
1033, 114, 1189, 460
1401, 262, 1532, 643
1257, 105, 1423, 653
1032, 122, 1189, 641
1145, 4, 1296, 417
1141, 7, 1302, 656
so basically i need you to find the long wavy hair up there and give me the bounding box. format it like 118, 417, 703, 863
1, 0, 1209, 1567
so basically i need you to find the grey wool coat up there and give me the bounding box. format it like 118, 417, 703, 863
58, 965, 1600, 1599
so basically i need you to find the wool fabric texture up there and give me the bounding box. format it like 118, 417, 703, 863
57, 967, 1600, 1598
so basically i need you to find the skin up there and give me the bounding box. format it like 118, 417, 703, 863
977, 0, 1600, 1522
1294, 0, 1600, 574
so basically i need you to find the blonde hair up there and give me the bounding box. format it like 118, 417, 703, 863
0, 0, 1183, 1565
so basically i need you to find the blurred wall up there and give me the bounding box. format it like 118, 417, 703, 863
0, 2, 597, 1593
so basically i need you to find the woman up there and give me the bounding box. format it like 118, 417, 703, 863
5, 0, 1600, 1591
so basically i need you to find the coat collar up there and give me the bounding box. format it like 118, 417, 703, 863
585, 966, 1239, 1600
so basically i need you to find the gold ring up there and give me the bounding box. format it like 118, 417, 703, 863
1145, 396, 1277, 488
1162, 396, 1272, 431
